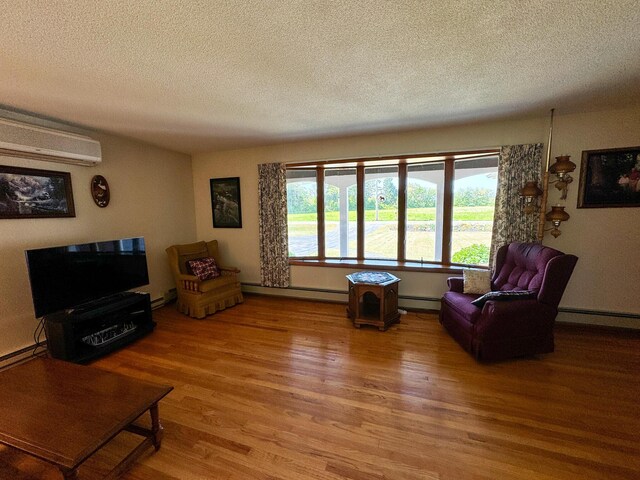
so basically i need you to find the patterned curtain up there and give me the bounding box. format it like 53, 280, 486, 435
490, 144, 543, 267
258, 163, 290, 287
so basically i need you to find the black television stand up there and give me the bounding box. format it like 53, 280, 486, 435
69, 292, 133, 315
44, 292, 154, 363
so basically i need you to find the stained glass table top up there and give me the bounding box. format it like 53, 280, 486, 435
346, 271, 399, 285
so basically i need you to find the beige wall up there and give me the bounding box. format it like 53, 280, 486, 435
193, 107, 640, 326
0, 132, 196, 357
543, 108, 640, 319
5, 105, 634, 357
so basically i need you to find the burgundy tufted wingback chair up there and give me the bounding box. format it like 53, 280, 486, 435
439, 242, 578, 361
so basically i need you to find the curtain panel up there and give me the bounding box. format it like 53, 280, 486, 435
490, 144, 543, 268
258, 163, 290, 287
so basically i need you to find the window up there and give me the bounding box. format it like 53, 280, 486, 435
406, 162, 445, 263
364, 166, 398, 260
286, 150, 498, 268
324, 168, 357, 257
451, 157, 498, 266
286, 169, 318, 257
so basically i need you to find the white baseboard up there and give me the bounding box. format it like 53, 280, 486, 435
241, 284, 441, 311
241, 284, 639, 329
556, 310, 640, 329
0, 345, 46, 370
242, 284, 346, 303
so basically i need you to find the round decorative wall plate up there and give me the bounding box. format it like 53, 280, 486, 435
91, 175, 110, 207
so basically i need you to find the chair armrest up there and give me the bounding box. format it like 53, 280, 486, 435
475, 299, 557, 339
447, 277, 464, 293
176, 273, 201, 292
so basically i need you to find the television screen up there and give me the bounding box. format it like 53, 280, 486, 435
25, 237, 149, 317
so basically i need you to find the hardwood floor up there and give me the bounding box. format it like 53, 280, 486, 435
2, 295, 639, 479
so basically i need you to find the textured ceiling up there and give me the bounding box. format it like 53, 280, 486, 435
0, 1, 639, 154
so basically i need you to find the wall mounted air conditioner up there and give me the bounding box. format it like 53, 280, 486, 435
0, 118, 101, 166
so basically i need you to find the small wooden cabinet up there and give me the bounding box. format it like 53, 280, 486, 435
346, 272, 401, 331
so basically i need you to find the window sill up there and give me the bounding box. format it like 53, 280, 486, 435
288, 258, 483, 274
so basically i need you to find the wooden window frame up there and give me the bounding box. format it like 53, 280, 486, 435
287, 149, 499, 270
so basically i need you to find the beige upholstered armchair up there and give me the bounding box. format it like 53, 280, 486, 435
166, 240, 243, 318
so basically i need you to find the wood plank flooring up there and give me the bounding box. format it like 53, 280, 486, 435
1, 295, 639, 479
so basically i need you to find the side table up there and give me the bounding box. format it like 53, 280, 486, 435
346, 271, 401, 331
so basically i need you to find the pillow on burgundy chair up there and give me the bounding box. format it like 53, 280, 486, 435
471, 290, 536, 308
187, 257, 221, 281
463, 268, 491, 294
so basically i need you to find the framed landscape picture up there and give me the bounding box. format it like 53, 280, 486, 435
578, 146, 640, 208
210, 177, 242, 228
0, 165, 75, 219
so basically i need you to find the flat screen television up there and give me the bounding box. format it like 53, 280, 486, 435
25, 237, 149, 317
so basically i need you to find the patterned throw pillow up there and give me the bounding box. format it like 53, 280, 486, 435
463, 268, 491, 295
471, 290, 536, 308
187, 257, 221, 281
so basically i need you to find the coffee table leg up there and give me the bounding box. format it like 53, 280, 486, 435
150, 403, 164, 450
60, 467, 78, 479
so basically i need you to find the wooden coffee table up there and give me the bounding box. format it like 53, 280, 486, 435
0, 358, 173, 479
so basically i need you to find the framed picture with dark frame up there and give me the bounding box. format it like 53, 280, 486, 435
577, 146, 640, 208
0, 165, 75, 219
210, 177, 242, 228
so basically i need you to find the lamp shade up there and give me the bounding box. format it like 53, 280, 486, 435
520, 181, 543, 198
545, 205, 570, 222
549, 155, 576, 175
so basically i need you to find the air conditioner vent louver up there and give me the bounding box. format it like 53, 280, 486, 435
0, 118, 101, 166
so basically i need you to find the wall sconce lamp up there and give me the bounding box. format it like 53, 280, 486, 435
548, 155, 576, 200
545, 205, 570, 238
534, 108, 574, 241
520, 181, 543, 214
